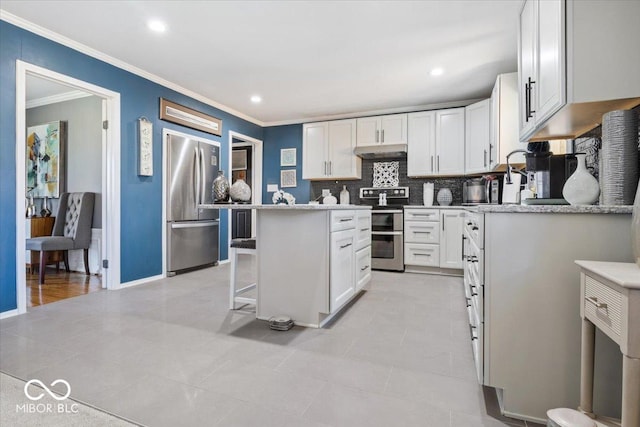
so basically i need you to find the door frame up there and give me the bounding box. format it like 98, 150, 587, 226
15, 60, 121, 314
227, 131, 262, 258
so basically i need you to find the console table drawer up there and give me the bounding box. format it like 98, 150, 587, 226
584, 275, 623, 341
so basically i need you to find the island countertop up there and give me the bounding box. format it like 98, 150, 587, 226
199, 203, 372, 210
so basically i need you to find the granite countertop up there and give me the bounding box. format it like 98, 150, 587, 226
472, 204, 633, 214
199, 203, 371, 210
575, 260, 640, 289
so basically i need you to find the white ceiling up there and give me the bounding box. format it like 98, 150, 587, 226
2, 1, 522, 125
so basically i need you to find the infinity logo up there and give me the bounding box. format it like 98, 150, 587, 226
24, 379, 71, 401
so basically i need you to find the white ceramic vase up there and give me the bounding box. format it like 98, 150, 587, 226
436, 188, 452, 206
229, 179, 251, 202
562, 153, 600, 205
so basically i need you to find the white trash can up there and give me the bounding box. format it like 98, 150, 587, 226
547, 408, 596, 427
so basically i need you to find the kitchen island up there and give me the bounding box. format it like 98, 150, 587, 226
200, 204, 372, 328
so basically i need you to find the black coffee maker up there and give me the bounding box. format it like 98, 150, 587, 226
525, 146, 577, 199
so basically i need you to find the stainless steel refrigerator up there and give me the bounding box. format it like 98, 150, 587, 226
166, 133, 220, 275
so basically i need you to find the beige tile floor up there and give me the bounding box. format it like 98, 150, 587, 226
0, 256, 544, 427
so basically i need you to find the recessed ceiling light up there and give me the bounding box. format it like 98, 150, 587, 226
147, 20, 166, 33
250, 95, 262, 104
430, 68, 444, 77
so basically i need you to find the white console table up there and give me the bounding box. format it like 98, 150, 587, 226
576, 260, 640, 427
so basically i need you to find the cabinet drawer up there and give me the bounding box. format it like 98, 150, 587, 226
404, 243, 439, 267
405, 221, 439, 244
356, 211, 372, 250
404, 209, 440, 222
331, 210, 356, 232
584, 275, 623, 340
355, 246, 372, 291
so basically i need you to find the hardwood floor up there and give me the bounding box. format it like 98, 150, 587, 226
26, 268, 103, 307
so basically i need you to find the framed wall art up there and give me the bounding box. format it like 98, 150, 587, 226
280, 148, 296, 167
280, 169, 297, 188
159, 98, 222, 136
26, 120, 67, 198
138, 117, 153, 176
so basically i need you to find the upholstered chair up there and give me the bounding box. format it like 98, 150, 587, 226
26, 192, 95, 284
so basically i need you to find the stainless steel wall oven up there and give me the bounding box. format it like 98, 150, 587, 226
359, 187, 408, 272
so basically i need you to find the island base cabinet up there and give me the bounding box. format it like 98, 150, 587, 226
256, 209, 369, 329
330, 228, 356, 313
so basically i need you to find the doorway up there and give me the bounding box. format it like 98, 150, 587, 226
227, 132, 262, 257
15, 61, 121, 314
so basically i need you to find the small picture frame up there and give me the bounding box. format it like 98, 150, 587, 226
280, 148, 297, 167
280, 169, 297, 188
138, 117, 153, 176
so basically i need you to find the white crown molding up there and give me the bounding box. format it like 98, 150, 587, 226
263, 98, 485, 127
26, 89, 92, 109
0, 10, 265, 127
1, 10, 488, 129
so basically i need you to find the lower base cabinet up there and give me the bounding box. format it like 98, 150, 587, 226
330, 228, 356, 312
355, 246, 372, 291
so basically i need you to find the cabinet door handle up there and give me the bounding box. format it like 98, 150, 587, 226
328, 161, 332, 176
376, 130, 380, 143
381, 129, 385, 143
340, 243, 353, 249
585, 296, 607, 309
528, 77, 536, 116
431, 156, 434, 172
339, 218, 353, 222
323, 161, 327, 175
360, 265, 369, 271
484, 150, 487, 167
360, 227, 370, 232
524, 82, 530, 122
461, 234, 465, 260
469, 324, 478, 341
437, 155, 440, 172
489, 144, 493, 165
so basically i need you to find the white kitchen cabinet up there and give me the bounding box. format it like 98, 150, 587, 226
518, 0, 564, 140
330, 228, 356, 313
440, 209, 464, 269
407, 111, 436, 176
355, 210, 371, 250
465, 99, 491, 174
490, 73, 525, 168
518, 0, 640, 141
302, 119, 361, 180
407, 108, 464, 177
435, 108, 466, 175
404, 207, 463, 273
355, 246, 372, 291
482, 209, 632, 421
356, 114, 407, 147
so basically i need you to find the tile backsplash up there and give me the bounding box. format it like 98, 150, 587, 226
310, 157, 467, 206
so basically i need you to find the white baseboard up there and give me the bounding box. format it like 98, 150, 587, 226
119, 274, 163, 289
0, 309, 20, 320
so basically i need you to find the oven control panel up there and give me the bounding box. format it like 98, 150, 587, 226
359, 187, 409, 199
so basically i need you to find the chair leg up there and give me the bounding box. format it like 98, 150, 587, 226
83, 249, 90, 275
229, 247, 237, 310
64, 251, 70, 272
39, 250, 46, 285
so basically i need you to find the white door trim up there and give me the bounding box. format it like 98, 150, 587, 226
15, 60, 121, 314
228, 131, 263, 257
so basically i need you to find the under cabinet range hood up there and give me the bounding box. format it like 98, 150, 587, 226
353, 143, 408, 159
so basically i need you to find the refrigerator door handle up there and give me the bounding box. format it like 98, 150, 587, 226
194, 146, 201, 206
171, 221, 219, 229
200, 147, 206, 206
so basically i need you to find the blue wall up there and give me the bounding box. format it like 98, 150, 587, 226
262, 125, 310, 204
0, 21, 263, 313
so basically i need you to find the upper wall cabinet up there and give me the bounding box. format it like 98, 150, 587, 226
407, 108, 465, 177
465, 99, 491, 175
302, 119, 361, 180
518, 0, 640, 141
356, 114, 407, 147
491, 73, 525, 168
